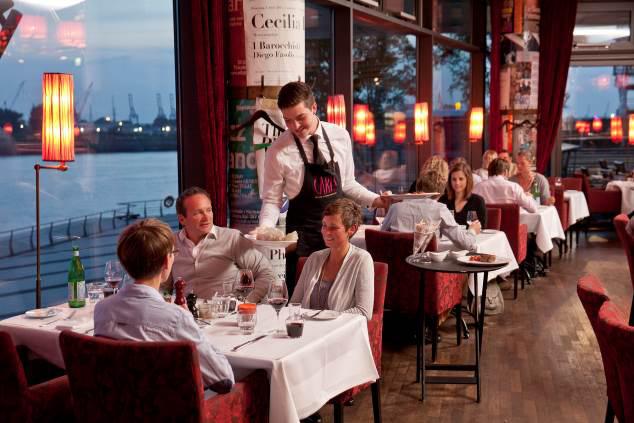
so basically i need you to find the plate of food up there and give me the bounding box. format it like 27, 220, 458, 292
303, 310, 340, 321
25, 308, 62, 319
457, 254, 509, 266
385, 192, 439, 201
245, 228, 298, 247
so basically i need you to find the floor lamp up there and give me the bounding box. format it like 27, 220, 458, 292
35, 73, 75, 308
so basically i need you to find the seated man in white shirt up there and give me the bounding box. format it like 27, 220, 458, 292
472, 158, 538, 213
161, 187, 275, 302
94, 218, 235, 394
380, 169, 480, 251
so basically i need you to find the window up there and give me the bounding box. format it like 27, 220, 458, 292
432, 44, 471, 160
353, 23, 417, 194
0, 0, 178, 316
433, 0, 472, 42
306, 2, 332, 121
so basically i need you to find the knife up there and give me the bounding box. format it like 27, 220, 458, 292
310, 309, 324, 318
231, 334, 268, 352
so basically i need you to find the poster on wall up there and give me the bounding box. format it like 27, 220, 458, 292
512, 51, 539, 110
228, 99, 260, 232
228, 0, 247, 87
243, 0, 305, 86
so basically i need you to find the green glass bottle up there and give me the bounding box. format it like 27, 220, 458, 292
68, 246, 86, 308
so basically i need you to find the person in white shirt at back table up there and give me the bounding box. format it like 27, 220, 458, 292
381, 169, 481, 251
472, 158, 538, 213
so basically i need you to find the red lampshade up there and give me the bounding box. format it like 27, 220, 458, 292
393, 120, 406, 143
353, 104, 369, 143
592, 116, 603, 133
414, 102, 429, 144
42, 73, 75, 162
2, 122, 13, 134
468, 107, 484, 142
610, 115, 623, 143
575, 120, 590, 135
327, 95, 346, 129
629, 114, 634, 145
365, 112, 376, 146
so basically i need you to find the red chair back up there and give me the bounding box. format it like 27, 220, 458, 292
0, 331, 72, 423
553, 189, 570, 231
614, 214, 634, 288
597, 301, 633, 422
547, 177, 582, 191
577, 276, 623, 422
60, 331, 269, 423
486, 203, 527, 263
485, 207, 501, 230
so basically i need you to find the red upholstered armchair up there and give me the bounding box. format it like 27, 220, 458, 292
296, 258, 387, 423
575, 173, 621, 215
0, 331, 73, 423
614, 214, 634, 324
547, 176, 582, 191
59, 331, 269, 423
598, 301, 634, 423
485, 207, 501, 230
363, 230, 465, 362
487, 203, 528, 299
577, 275, 622, 423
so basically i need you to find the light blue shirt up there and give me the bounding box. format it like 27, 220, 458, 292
94, 283, 234, 391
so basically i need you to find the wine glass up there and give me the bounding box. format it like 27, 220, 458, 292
104, 260, 123, 293
234, 269, 255, 302
267, 280, 289, 335
466, 211, 478, 226
554, 177, 563, 189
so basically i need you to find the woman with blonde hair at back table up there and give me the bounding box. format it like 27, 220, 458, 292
408, 155, 449, 193
474, 150, 497, 180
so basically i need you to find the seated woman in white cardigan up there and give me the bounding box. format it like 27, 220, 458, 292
290, 198, 374, 319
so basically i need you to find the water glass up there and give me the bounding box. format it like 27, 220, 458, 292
237, 304, 257, 335
198, 301, 213, 319
211, 295, 229, 318
87, 282, 106, 303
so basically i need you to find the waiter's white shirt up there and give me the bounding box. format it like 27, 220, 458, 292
259, 120, 379, 227
472, 175, 538, 212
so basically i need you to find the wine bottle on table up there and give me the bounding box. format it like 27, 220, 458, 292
68, 246, 86, 308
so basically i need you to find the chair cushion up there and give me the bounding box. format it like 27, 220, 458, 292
202, 369, 269, 423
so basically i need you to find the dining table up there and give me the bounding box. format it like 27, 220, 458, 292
563, 189, 590, 225
519, 205, 565, 253
606, 180, 634, 214
0, 302, 378, 423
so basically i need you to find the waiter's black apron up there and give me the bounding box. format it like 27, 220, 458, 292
286, 127, 344, 258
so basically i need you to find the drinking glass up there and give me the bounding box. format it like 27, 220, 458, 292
87, 282, 106, 303
466, 211, 478, 226
286, 303, 304, 338
233, 269, 255, 302
554, 177, 563, 188
104, 260, 123, 293
267, 280, 289, 335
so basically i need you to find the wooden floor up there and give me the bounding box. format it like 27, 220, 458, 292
317, 231, 632, 422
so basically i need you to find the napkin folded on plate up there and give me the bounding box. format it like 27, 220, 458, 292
55, 319, 93, 332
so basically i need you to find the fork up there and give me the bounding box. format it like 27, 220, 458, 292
39, 310, 77, 327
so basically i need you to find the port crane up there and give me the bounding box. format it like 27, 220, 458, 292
169, 93, 176, 121
75, 82, 93, 121
3, 80, 25, 109
128, 94, 139, 125
156, 93, 166, 120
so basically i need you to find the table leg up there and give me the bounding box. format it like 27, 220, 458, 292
474, 272, 481, 403
419, 270, 426, 401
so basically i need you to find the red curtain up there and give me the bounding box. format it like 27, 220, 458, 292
177, 0, 228, 225
536, 0, 578, 173
488, 0, 502, 152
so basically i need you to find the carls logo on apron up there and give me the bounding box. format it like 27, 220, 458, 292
312, 166, 339, 199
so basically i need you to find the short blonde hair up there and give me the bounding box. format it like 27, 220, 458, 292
323, 198, 363, 231
421, 155, 448, 186
416, 170, 446, 194
117, 218, 174, 280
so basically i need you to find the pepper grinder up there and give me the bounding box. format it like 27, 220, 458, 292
174, 277, 186, 307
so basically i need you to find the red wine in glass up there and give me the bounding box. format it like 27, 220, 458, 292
268, 297, 288, 313
105, 277, 122, 290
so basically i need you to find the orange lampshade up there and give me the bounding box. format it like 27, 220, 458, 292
575, 120, 590, 135
365, 112, 376, 146
610, 115, 623, 143
592, 117, 603, 133
3, 122, 13, 134
353, 104, 369, 143
327, 95, 346, 129
468, 107, 484, 142
414, 102, 429, 144
42, 73, 75, 162
393, 120, 406, 143
629, 114, 634, 145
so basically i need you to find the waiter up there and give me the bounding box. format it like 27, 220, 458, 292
259, 82, 390, 286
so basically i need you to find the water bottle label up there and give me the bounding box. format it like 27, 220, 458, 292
69, 281, 86, 300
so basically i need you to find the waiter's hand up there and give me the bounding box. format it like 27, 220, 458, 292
371, 193, 398, 210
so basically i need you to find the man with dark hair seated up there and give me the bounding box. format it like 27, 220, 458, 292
94, 218, 234, 394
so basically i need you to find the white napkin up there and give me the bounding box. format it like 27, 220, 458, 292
55, 318, 93, 332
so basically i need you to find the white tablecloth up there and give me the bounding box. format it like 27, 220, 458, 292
350, 224, 381, 250
606, 180, 634, 214
563, 190, 590, 224
520, 205, 565, 253
0, 303, 378, 423
437, 230, 519, 295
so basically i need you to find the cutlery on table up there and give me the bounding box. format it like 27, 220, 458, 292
231, 334, 268, 352
39, 310, 77, 327
310, 309, 324, 318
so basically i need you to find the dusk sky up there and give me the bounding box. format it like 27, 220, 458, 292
1, 0, 176, 123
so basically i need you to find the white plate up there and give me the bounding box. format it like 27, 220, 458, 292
481, 229, 498, 234
386, 193, 439, 201
303, 310, 340, 321
456, 255, 509, 266
25, 308, 62, 319
244, 234, 297, 248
